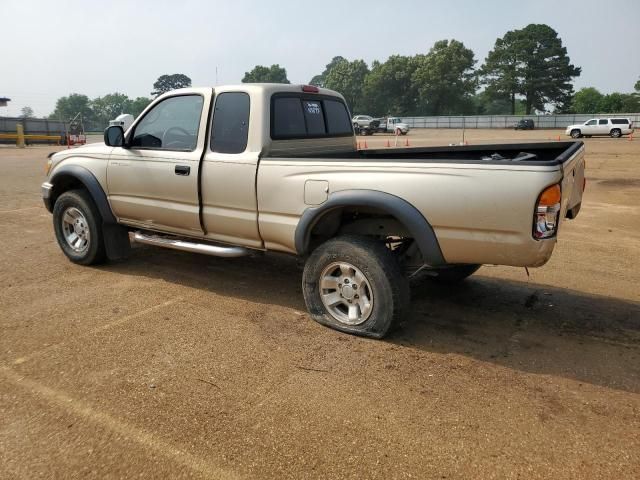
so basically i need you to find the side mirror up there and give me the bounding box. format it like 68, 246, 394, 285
104, 126, 125, 147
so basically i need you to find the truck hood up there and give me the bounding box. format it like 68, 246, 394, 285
49, 142, 111, 171
51, 142, 109, 161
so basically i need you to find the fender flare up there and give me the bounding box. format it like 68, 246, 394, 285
294, 189, 446, 266
48, 165, 116, 224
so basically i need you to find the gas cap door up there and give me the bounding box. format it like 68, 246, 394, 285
304, 180, 329, 205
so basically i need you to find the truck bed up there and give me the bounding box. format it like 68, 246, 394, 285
306, 141, 583, 166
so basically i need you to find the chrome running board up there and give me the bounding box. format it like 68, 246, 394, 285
133, 232, 250, 258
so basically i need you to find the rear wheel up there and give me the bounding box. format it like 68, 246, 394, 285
53, 189, 106, 265
610, 128, 622, 138
302, 235, 409, 338
571, 129, 582, 139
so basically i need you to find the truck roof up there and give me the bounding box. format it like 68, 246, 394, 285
166, 83, 345, 100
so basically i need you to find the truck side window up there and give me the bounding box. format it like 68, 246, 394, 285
210, 92, 250, 154
130, 95, 203, 151
324, 100, 352, 134
598, 119, 608, 125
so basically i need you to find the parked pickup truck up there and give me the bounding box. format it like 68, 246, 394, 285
42, 84, 586, 338
377, 117, 410, 135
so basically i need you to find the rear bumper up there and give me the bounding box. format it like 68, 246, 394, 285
42, 182, 54, 212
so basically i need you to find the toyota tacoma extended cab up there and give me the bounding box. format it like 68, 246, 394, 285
42, 84, 586, 338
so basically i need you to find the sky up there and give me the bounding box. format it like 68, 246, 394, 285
1, 0, 639, 117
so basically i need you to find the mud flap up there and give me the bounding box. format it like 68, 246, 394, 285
103, 223, 131, 261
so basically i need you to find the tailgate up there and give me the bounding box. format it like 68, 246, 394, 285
560, 143, 585, 219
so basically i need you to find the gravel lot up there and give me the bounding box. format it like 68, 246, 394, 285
1, 129, 639, 479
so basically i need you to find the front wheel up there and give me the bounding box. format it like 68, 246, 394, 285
53, 189, 106, 265
571, 129, 582, 139
302, 235, 410, 338
610, 129, 622, 138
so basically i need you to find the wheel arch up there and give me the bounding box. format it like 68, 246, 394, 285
47, 165, 116, 224
47, 165, 131, 261
294, 190, 446, 267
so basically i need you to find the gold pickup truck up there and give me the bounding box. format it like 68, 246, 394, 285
42, 84, 585, 338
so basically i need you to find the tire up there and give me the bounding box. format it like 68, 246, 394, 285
53, 189, 106, 265
570, 129, 582, 139
401, 131, 408, 135
302, 235, 410, 338
431, 264, 481, 284
610, 129, 622, 138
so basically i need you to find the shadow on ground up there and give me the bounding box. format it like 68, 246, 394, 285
103, 245, 640, 393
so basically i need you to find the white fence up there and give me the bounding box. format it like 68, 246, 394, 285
401, 113, 640, 129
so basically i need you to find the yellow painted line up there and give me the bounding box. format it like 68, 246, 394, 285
0, 366, 241, 479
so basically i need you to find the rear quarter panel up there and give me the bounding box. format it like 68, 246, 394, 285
257, 159, 565, 267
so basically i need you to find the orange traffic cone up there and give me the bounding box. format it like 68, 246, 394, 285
557, 135, 561, 141
628, 133, 634, 141
405, 137, 410, 147
364, 140, 368, 149
357, 141, 360, 149
386, 139, 391, 147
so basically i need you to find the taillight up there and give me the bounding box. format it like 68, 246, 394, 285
302, 85, 319, 93
533, 184, 561, 239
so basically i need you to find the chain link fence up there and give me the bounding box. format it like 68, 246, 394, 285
400, 113, 640, 129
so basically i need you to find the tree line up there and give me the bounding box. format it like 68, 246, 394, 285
243, 24, 639, 117
39, 24, 640, 128
46, 74, 192, 130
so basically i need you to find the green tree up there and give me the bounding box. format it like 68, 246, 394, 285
323, 59, 369, 113
412, 39, 477, 115
572, 87, 603, 113
481, 24, 581, 114
49, 93, 94, 123
363, 55, 421, 116
151, 74, 192, 97
635, 79, 640, 92
599, 92, 640, 113
130, 97, 152, 118
242, 64, 290, 83
20, 106, 34, 118
310, 56, 346, 87
91, 93, 133, 127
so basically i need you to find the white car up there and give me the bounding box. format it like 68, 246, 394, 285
352, 115, 374, 128
566, 118, 634, 138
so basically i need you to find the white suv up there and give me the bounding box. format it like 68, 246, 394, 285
566, 118, 634, 138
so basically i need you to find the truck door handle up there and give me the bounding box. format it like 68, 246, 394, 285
175, 165, 190, 176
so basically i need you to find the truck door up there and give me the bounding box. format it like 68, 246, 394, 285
200, 91, 262, 248
107, 91, 212, 236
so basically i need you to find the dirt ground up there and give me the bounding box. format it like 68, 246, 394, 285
1, 129, 639, 479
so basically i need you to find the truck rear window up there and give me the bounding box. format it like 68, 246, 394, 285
271, 95, 352, 139
611, 118, 630, 125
